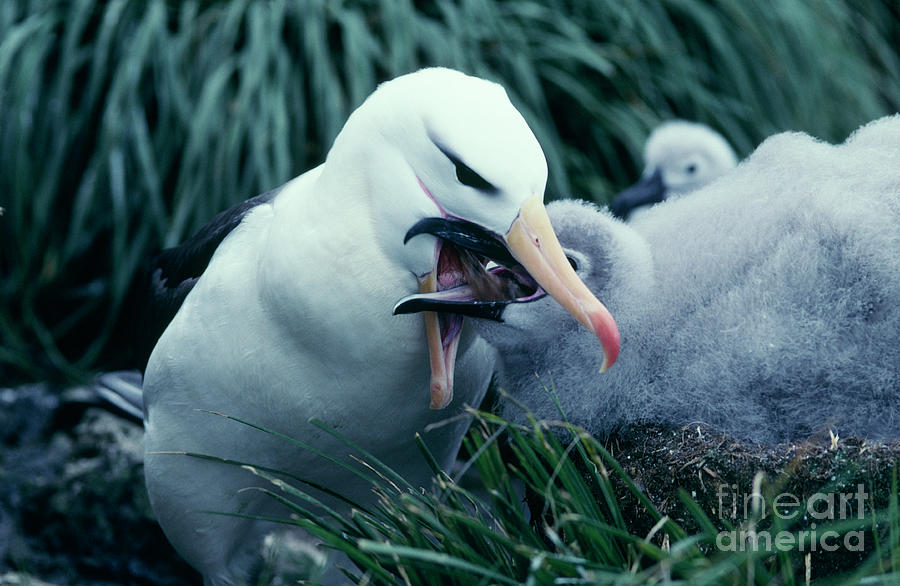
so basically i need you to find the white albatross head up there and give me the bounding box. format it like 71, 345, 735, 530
610, 120, 738, 219
322, 68, 620, 408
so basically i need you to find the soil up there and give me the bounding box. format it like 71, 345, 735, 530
0, 384, 199, 585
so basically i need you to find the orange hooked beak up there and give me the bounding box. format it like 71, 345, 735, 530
504, 196, 620, 371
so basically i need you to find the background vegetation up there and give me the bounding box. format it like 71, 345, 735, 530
1, 0, 898, 382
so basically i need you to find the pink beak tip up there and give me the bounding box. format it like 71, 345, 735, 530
592, 312, 621, 373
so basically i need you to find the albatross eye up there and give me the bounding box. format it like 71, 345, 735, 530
437, 145, 497, 193
453, 158, 495, 192
567, 255, 578, 271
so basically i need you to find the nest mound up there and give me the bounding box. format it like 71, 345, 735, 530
601, 424, 900, 578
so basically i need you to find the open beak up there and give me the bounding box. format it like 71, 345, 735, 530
397, 196, 620, 409
608, 168, 665, 219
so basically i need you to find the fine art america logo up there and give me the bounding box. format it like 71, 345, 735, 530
715, 483, 868, 552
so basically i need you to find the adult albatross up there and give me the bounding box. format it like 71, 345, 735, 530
139, 67, 619, 584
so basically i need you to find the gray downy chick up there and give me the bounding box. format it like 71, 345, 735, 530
609, 120, 738, 221
477, 115, 900, 444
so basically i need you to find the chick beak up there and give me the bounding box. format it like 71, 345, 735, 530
504, 195, 621, 371
418, 272, 461, 409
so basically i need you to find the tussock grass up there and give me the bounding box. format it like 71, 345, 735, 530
203, 408, 900, 584
1, 0, 898, 379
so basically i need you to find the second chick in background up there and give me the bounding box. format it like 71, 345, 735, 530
609, 120, 738, 220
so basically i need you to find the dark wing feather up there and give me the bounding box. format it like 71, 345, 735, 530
120, 186, 283, 371
151, 187, 282, 287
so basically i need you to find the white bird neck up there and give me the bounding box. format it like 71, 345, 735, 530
256, 167, 428, 366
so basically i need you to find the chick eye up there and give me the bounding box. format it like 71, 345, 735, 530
686, 163, 698, 175
437, 145, 497, 193
567, 255, 579, 271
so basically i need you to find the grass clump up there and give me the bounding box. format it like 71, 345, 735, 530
206, 408, 900, 585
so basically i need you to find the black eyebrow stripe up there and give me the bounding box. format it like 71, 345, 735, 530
436, 144, 498, 194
